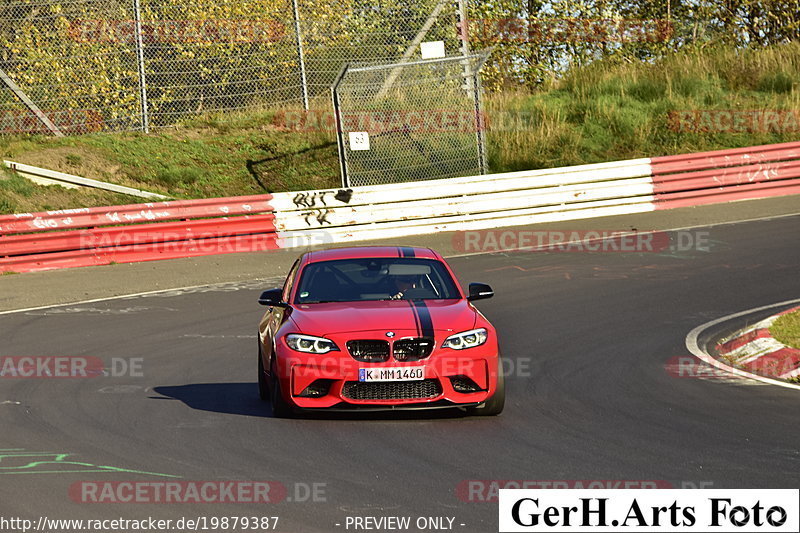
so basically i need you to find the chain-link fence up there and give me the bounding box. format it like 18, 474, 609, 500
0, 0, 144, 134
0, 0, 467, 135
332, 53, 488, 187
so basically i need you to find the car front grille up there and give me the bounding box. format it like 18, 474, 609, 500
393, 337, 435, 361
347, 340, 390, 362
341, 379, 442, 401
347, 338, 435, 362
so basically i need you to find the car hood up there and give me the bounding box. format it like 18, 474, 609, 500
288, 299, 477, 336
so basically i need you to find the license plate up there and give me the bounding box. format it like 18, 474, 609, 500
358, 366, 425, 382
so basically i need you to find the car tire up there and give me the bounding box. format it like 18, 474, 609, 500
270, 359, 294, 418
469, 356, 505, 416
258, 344, 270, 402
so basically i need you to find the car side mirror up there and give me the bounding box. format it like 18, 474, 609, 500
467, 282, 494, 301
258, 288, 287, 307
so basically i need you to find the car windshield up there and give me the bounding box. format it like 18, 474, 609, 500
294, 258, 461, 303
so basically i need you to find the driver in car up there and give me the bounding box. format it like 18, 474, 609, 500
389, 275, 419, 300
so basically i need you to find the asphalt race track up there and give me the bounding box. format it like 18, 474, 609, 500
1, 214, 799, 532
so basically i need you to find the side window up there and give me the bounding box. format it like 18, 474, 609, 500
282, 260, 300, 302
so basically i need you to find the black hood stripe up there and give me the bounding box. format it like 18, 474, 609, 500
408, 300, 422, 336
410, 300, 435, 339
399, 246, 416, 258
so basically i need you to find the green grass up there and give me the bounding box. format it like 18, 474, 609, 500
486, 41, 800, 172
1, 42, 799, 214
0, 108, 340, 213
771, 310, 800, 350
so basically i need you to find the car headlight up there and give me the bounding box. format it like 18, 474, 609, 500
442, 328, 487, 350
285, 334, 339, 354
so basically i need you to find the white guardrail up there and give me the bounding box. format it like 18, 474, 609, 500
270, 158, 656, 245
3, 160, 170, 200
4, 140, 799, 273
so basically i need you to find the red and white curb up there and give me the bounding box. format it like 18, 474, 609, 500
716, 307, 800, 379
685, 298, 800, 391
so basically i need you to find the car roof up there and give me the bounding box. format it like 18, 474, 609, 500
303, 246, 441, 264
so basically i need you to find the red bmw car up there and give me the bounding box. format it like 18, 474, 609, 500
257, 246, 504, 417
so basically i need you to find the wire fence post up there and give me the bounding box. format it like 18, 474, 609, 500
133, 0, 150, 133
456, 0, 473, 92
331, 64, 350, 187
293, 0, 309, 111
472, 65, 487, 175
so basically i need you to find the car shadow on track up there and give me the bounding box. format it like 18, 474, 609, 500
152, 382, 471, 421
153, 383, 271, 417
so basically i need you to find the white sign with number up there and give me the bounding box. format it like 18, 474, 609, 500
349, 131, 370, 151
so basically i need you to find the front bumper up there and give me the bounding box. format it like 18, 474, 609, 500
274, 344, 499, 410
297, 400, 484, 413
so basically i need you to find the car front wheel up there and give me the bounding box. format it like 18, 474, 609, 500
257, 344, 270, 402
270, 359, 294, 418
469, 356, 505, 416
